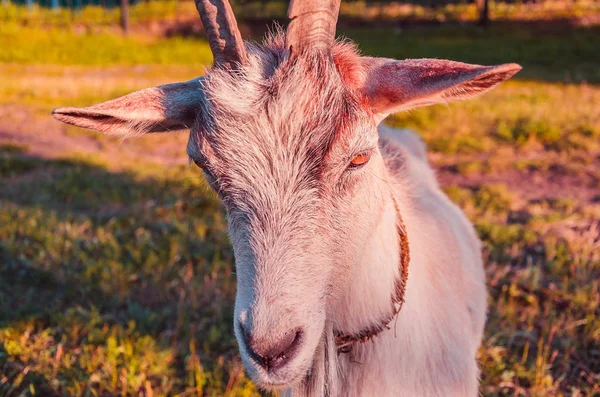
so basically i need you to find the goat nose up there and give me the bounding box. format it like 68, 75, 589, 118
241, 326, 304, 371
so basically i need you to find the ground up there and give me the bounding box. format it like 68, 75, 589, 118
0, 12, 599, 397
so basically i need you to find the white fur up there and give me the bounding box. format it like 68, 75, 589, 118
325, 127, 487, 397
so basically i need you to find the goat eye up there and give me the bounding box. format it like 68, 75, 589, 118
349, 152, 371, 168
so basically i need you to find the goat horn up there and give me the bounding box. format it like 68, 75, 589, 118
285, 0, 341, 54
195, 0, 247, 69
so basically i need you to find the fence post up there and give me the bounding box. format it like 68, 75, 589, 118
25, 0, 34, 10
476, 0, 490, 26
120, 0, 130, 34
51, 0, 59, 10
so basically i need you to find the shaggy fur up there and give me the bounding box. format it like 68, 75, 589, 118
184, 37, 487, 395
188, 37, 486, 396
51, 30, 521, 396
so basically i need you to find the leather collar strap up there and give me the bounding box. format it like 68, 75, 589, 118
334, 195, 410, 353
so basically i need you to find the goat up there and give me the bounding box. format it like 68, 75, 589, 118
52, 0, 521, 395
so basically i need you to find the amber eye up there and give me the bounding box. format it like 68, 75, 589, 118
349, 152, 371, 168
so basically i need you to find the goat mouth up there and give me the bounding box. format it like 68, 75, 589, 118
251, 357, 310, 379
245, 348, 315, 391
251, 369, 309, 391
261, 329, 333, 393
259, 380, 295, 389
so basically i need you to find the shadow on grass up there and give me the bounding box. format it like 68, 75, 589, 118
1, 143, 598, 395
0, 147, 248, 395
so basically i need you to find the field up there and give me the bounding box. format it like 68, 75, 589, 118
0, 7, 599, 397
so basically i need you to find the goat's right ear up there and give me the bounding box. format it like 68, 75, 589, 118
52, 78, 206, 136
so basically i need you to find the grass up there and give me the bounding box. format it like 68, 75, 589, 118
345, 25, 600, 84
0, 150, 258, 396
0, 23, 213, 66
387, 81, 600, 155
441, 184, 600, 395
1, 8, 599, 397
2, 21, 600, 84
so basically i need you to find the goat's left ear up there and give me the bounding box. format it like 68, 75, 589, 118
360, 58, 521, 122
52, 78, 206, 136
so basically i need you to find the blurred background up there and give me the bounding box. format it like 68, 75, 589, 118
0, 0, 599, 396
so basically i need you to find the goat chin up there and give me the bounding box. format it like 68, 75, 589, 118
281, 323, 340, 397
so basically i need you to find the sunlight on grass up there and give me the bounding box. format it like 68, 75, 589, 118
387, 81, 600, 155
0, 64, 204, 109
443, 184, 600, 396
1, 17, 600, 84
0, 23, 213, 66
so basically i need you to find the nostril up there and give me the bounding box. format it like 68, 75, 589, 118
242, 327, 304, 371
270, 329, 302, 365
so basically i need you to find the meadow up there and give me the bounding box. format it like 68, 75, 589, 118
0, 5, 599, 396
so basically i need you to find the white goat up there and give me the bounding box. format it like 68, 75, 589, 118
52, 0, 521, 395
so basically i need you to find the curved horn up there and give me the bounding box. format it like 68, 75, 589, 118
195, 0, 247, 69
285, 0, 341, 54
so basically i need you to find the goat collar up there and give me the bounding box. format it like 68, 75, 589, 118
334, 195, 410, 353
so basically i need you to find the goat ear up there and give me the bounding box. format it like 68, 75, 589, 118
360, 58, 521, 122
52, 78, 206, 136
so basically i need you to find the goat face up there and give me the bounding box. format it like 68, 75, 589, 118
186, 49, 384, 388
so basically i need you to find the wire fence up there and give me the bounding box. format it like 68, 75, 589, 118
4, 0, 142, 9
3, 0, 579, 10
3, 0, 597, 32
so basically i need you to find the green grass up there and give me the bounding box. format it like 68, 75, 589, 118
1, 144, 599, 396
0, 150, 258, 396
1, 17, 599, 158
387, 80, 600, 155
0, 23, 213, 66
1, 12, 600, 397
2, 12, 600, 84
344, 25, 600, 84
